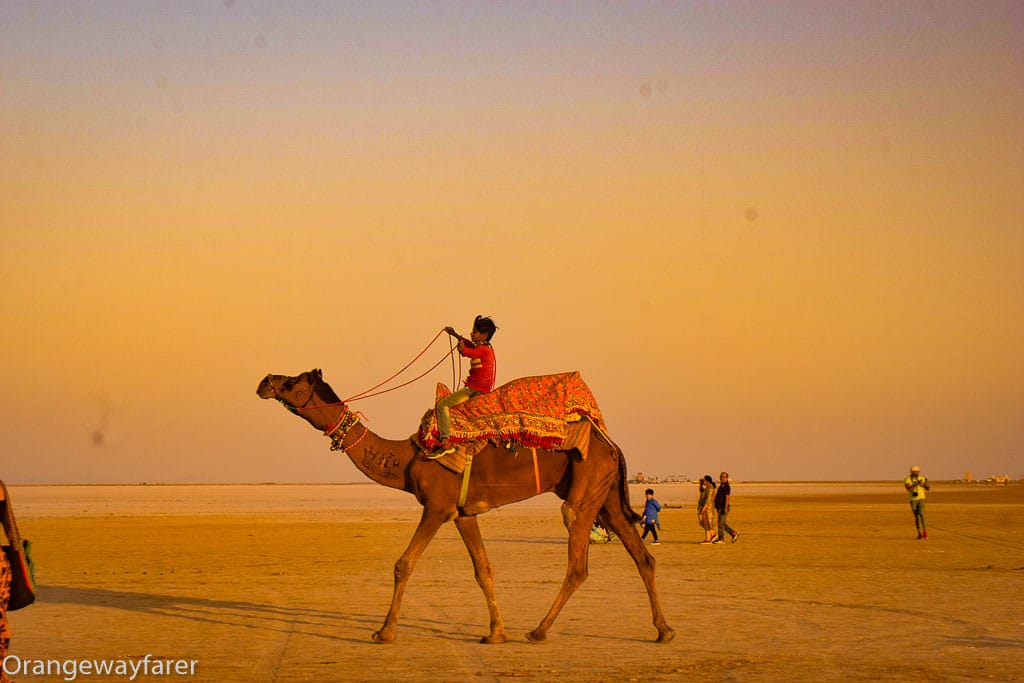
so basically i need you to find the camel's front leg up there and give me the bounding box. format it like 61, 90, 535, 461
453, 515, 508, 644
373, 507, 450, 643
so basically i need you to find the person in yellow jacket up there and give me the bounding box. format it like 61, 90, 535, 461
904, 465, 930, 539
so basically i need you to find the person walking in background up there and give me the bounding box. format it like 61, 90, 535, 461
641, 488, 662, 545
713, 471, 739, 544
904, 465, 930, 539
697, 475, 716, 543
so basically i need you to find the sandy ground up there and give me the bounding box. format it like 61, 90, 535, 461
5, 482, 1023, 682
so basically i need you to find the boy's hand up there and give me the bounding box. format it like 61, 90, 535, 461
444, 326, 457, 336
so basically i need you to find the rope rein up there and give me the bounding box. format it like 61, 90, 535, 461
343, 329, 451, 402
296, 329, 462, 417
344, 347, 457, 402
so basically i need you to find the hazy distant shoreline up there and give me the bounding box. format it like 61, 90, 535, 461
11, 480, 1009, 521
6, 479, 932, 485
6, 479, 995, 487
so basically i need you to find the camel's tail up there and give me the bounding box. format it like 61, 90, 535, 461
614, 444, 643, 524
587, 417, 642, 524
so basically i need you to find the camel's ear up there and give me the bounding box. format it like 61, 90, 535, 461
312, 368, 323, 380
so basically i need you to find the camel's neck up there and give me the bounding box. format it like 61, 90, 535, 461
334, 423, 417, 493
297, 392, 416, 493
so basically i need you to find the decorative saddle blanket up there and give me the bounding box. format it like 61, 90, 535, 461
423, 419, 599, 475
416, 371, 608, 454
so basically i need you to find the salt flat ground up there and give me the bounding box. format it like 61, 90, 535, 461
6, 482, 1023, 682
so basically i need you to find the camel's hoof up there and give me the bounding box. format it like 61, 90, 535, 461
656, 628, 676, 644
526, 630, 547, 643
480, 633, 508, 644
372, 629, 396, 644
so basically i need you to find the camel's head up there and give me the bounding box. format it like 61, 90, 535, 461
256, 369, 324, 412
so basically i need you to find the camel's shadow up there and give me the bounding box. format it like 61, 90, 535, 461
484, 536, 568, 546
36, 584, 476, 644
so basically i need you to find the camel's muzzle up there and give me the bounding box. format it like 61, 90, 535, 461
256, 375, 278, 399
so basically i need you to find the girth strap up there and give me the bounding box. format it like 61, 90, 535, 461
532, 448, 541, 495
458, 451, 474, 507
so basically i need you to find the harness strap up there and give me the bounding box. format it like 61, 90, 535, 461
458, 452, 474, 507
532, 448, 541, 495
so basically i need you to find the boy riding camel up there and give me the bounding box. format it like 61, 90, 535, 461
431, 315, 498, 456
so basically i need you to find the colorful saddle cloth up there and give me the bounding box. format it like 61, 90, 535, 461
417, 371, 607, 453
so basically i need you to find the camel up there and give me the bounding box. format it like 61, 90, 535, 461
256, 369, 675, 644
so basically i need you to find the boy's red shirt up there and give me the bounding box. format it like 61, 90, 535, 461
460, 342, 496, 393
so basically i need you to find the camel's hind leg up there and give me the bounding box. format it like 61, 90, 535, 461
453, 515, 508, 644
526, 496, 604, 643
373, 506, 451, 643
600, 502, 676, 643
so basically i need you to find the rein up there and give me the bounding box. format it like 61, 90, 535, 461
276, 329, 465, 450
291, 329, 460, 413
343, 329, 458, 403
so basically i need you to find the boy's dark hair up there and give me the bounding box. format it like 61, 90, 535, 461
473, 315, 498, 341
645, 488, 654, 496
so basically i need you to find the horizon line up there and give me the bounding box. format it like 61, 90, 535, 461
5, 478, 1011, 487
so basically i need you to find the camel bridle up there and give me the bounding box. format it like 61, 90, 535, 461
269, 374, 318, 416
270, 373, 368, 452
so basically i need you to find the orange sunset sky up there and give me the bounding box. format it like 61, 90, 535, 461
2, 2, 1021, 483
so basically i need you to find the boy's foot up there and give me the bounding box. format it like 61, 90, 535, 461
712, 539, 726, 544
425, 439, 454, 460
731, 533, 739, 543
699, 540, 712, 544
921, 531, 928, 540
651, 541, 660, 545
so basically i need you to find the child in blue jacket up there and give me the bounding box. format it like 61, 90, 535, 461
641, 488, 662, 545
